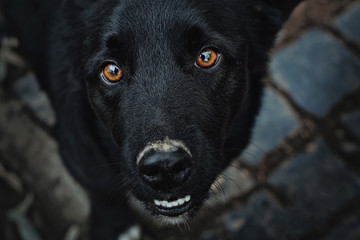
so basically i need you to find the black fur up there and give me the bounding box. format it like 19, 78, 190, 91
0, 0, 302, 239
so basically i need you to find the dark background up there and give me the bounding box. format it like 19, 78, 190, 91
0, 0, 359, 239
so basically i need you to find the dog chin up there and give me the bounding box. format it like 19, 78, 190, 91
127, 178, 228, 227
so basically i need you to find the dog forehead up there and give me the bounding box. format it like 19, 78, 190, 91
100, 0, 211, 67
112, 0, 203, 33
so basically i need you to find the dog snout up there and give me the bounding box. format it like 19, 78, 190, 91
138, 150, 192, 189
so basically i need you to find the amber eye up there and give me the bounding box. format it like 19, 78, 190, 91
196, 48, 218, 68
102, 64, 123, 82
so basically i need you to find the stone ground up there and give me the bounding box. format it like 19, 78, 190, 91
0, 0, 359, 240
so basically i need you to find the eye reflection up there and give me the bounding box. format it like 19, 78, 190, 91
103, 64, 123, 82
196, 48, 218, 68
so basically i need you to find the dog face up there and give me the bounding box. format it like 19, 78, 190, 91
59, 0, 295, 225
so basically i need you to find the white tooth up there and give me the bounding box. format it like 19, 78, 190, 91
155, 196, 191, 208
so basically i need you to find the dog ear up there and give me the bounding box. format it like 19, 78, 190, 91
63, 0, 96, 9
246, 0, 303, 54
255, 0, 303, 23
261, 0, 303, 21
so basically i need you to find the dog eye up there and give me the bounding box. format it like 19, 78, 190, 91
196, 48, 218, 68
102, 64, 123, 82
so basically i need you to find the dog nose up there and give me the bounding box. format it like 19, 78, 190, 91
138, 150, 191, 189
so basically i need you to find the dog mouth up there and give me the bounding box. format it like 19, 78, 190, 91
151, 195, 192, 217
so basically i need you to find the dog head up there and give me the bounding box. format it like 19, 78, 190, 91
61, 0, 301, 225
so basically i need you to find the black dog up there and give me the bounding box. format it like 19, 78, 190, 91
1, 0, 302, 239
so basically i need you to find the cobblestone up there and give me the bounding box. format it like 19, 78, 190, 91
337, 3, 360, 43
326, 217, 360, 240
271, 29, 360, 116
243, 88, 298, 164
11, 73, 55, 127
232, 140, 360, 240
344, 111, 360, 138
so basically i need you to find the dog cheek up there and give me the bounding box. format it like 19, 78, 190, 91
88, 96, 113, 126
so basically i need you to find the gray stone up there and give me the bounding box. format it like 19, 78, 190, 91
201, 230, 222, 240
344, 111, 360, 139
12, 73, 55, 127
230, 140, 360, 239
266, 140, 360, 238
225, 197, 276, 240
230, 219, 275, 240
271, 30, 360, 116
0, 57, 6, 82
225, 191, 280, 240
242, 87, 298, 163
326, 217, 360, 240
337, 3, 360, 43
